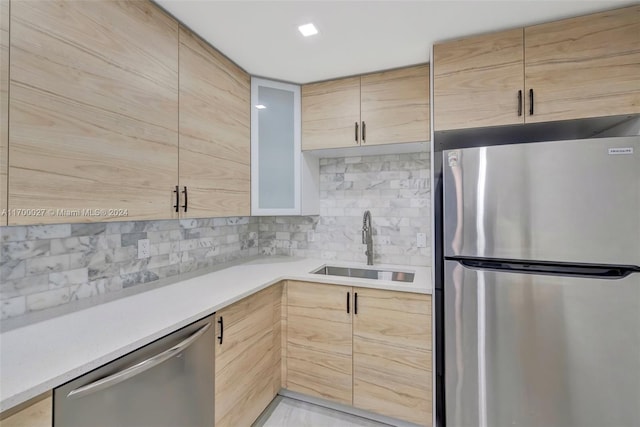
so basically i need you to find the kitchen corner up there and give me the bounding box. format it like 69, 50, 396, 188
1, 1, 638, 426
0, 256, 431, 414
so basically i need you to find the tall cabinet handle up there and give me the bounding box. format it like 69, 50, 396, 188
181, 186, 188, 213
355, 122, 359, 143
529, 89, 534, 116
354, 292, 358, 315
347, 292, 350, 314
217, 316, 223, 344
173, 185, 179, 213
517, 90, 523, 116
361, 121, 366, 143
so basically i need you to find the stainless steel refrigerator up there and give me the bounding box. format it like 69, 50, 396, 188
440, 136, 639, 427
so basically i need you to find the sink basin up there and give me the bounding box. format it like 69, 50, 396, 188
312, 266, 415, 283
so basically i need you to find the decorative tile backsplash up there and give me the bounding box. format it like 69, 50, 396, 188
1, 218, 258, 319
259, 152, 430, 266
0, 152, 430, 320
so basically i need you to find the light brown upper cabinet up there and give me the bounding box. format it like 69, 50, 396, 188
215, 286, 280, 427
0, 0, 8, 226
434, 29, 525, 130
302, 64, 430, 150
353, 288, 432, 426
8, 0, 179, 224
179, 27, 250, 218
524, 5, 640, 123
360, 64, 431, 146
434, 5, 640, 131
286, 281, 353, 405
301, 76, 361, 150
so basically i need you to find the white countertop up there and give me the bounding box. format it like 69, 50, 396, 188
0, 256, 431, 413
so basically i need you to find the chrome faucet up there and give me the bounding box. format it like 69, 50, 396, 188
362, 210, 373, 265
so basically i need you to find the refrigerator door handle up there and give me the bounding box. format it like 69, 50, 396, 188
455, 257, 639, 279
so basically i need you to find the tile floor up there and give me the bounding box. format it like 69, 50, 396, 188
253, 396, 391, 427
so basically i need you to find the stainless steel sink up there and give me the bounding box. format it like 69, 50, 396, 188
312, 266, 415, 283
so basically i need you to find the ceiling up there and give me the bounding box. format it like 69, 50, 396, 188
156, 0, 634, 84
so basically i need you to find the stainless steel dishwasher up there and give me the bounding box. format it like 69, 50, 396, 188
54, 315, 215, 427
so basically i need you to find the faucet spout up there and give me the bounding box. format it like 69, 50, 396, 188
362, 210, 374, 265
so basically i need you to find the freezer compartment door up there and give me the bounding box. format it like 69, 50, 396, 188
443, 136, 640, 266
444, 260, 640, 427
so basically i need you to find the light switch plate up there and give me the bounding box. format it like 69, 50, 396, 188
138, 239, 150, 259
416, 233, 427, 248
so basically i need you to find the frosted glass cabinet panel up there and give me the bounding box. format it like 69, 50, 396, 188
251, 78, 319, 216
257, 85, 296, 209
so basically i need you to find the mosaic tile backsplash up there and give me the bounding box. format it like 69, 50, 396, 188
1, 152, 430, 320
260, 152, 430, 266
1, 218, 259, 319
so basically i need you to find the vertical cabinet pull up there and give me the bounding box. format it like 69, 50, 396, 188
347, 292, 350, 314
181, 186, 188, 213
173, 185, 179, 212
355, 122, 359, 143
517, 90, 522, 116
529, 89, 534, 116
361, 121, 366, 143
354, 292, 358, 315
217, 316, 223, 344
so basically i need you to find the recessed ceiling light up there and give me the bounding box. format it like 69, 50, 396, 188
255, 104, 266, 109
298, 23, 318, 37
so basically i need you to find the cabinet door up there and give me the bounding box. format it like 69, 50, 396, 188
8, 0, 179, 225
524, 5, 640, 123
360, 64, 430, 145
1, 395, 51, 427
179, 27, 250, 218
434, 29, 524, 131
251, 78, 301, 215
302, 77, 360, 150
0, 0, 7, 226
353, 288, 432, 426
215, 286, 278, 427
286, 281, 353, 405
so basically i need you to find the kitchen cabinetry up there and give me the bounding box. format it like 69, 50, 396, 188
524, 5, 640, 123
0, 395, 51, 427
251, 78, 319, 216
8, 0, 179, 224
434, 5, 640, 131
179, 27, 250, 218
215, 286, 280, 427
285, 281, 353, 405
301, 77, 361, 150
360, 65, 430, 146
0, 0, 7, 226
302, 64, 430, 150
352, 288, 432, 426
433, 29, 525, 130
285, 281, 433, 425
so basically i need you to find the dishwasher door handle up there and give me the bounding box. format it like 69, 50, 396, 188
67, 322, 211, 400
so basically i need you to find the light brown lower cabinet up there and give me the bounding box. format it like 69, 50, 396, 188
285, 281, 353, 405
214, 285, 281, 427
284, 281, 433, 426
0, 395, 51, 427
353, 288, 432, 426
